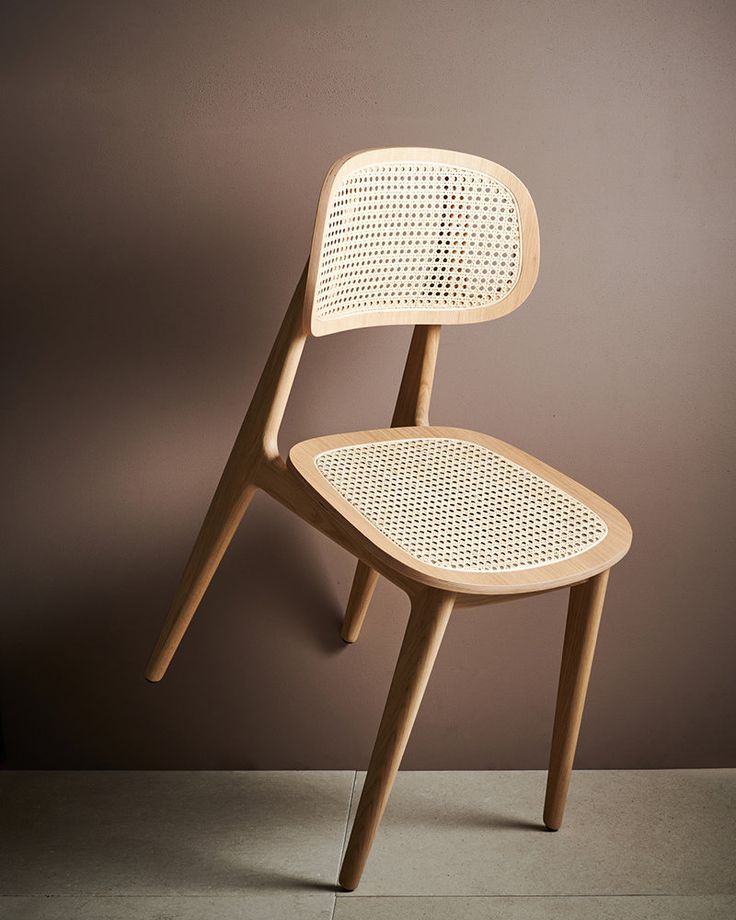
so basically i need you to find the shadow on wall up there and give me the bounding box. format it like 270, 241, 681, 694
0, 129, 409, 769
2, 469, 348, 768
1, 97, 349, 764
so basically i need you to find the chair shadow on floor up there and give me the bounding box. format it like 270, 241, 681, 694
401, 811, 545, 833
3, 768, 553, 897
2, 771, 351, 895
391, 793, 548, 833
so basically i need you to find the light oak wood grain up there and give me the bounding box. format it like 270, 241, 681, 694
391, 325, 441, 429
339, 588, 456, 891
341, 562, 380, 643
288, 427, 631, 595
145, 147, 631, 891
544, 570, 610, 831
144, 267, 308, 682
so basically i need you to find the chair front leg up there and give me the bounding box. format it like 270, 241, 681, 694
339, 588, 455, 890
543, 569, 610, 830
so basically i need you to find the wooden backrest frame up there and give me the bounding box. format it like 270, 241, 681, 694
242, 149, 540, 464
303, 147, 540, 337
240, 268, 439, 466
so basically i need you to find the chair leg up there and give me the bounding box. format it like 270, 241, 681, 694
144, 459, 257, 682
339, 589, 455, 891
543, 569, 610, 830
341, 562, 380, 643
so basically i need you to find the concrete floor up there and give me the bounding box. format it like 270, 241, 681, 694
2, 770, 734, 919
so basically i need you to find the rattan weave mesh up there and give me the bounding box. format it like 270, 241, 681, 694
313, 161, 522, 320
314, 437, 607, 572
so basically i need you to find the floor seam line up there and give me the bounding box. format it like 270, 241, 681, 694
3, 893, 728, 900
330, 770, 357, 918
334, 892, 730, 899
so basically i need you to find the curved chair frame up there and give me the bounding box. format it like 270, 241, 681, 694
304, 147, 540, 336
145, 148, 632, 891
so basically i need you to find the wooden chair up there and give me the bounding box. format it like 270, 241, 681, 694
145, 147, 632, 891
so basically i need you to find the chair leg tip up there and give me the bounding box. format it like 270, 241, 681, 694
340, 625, 359, 643
144, 665, 165, 683
144, 656, 170, 682
542, 805, 561, 831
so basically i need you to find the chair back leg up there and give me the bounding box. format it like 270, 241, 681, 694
341, 562, 380, 643
144, 268, 308, 682
145, 472, 257, 682
543, 569, 610, 829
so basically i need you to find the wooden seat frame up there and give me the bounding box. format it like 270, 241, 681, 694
145, 148, 632, 891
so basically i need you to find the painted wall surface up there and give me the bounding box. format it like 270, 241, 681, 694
2, 0, 735, 768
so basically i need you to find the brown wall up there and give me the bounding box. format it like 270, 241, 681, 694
2, 0, 735, 769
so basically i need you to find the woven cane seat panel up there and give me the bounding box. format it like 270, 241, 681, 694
314, 161, 522, 321
313, 438, 608, 573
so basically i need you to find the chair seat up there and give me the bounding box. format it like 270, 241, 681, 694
288, 426, 632, 595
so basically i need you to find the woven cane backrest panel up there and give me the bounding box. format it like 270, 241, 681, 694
312, 161, 522, 323
314, 438, 608, 573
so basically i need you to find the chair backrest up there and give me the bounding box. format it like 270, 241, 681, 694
303, 147, 540, 337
